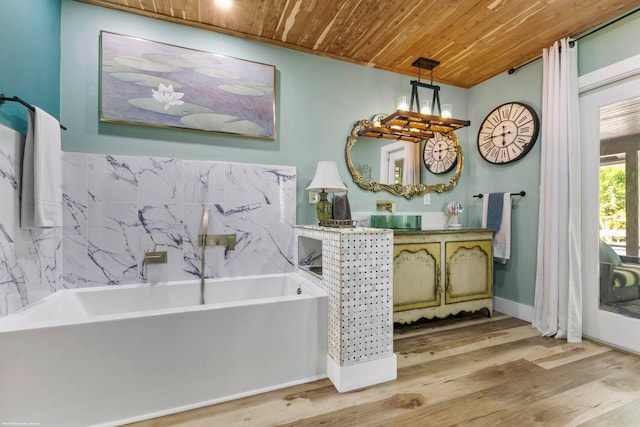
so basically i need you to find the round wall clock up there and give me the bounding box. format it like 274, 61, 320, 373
477, 102, 539, 164
423, 132, 459, 174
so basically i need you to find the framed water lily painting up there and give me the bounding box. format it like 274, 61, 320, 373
99, 31, 276, 139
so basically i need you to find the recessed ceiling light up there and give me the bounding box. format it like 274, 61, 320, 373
216, 0, 232, 8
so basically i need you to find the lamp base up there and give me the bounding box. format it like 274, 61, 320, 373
316, 191, 332, 223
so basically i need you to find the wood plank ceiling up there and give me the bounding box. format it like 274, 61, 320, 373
76, 0, 639, 88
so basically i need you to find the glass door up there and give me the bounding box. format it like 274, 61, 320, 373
581, 73, 640, 353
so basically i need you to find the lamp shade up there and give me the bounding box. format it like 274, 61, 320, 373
306, 161, 347, 193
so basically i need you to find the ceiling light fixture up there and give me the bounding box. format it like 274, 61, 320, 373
215, 0, 232, 9
362, 57, 470, 143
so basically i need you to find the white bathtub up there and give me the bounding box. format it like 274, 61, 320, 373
0, 273, 328, 427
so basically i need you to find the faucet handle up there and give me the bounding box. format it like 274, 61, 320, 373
201, 233, 236, 250
376, 200, 396, 213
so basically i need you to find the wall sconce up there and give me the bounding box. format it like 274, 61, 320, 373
360, 57, 470, 142
306, 161, 347, 223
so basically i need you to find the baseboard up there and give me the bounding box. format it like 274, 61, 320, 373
327, 354, 397, 393
493, 296, 533, 323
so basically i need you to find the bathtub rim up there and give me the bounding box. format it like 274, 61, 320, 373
0, 272, 326, 333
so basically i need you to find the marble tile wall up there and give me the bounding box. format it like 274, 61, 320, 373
0, 123, 297, 317
63, 153, 297, 288
0, 125, 62, 316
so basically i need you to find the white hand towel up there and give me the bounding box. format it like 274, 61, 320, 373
20, 107, 63, 228
482, 192, 512, 263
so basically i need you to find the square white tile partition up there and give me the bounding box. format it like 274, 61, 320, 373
295, 225, 397, 392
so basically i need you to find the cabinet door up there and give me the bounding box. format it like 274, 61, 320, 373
445, 240, 492, 303
393, 243, 441, 311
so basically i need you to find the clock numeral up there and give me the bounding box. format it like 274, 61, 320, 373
446, 151, 456, 162
516, 115, 531, 125
479, 140, 494, 151
501, 147, 513, 163
515, 136, 529, 148
509, 105, 524, 121
518, 125, 534, 137
487, 146, 498, 162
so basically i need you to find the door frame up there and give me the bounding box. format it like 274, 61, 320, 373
580, 54, 640, 354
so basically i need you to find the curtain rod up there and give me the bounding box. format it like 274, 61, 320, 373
508, 6, 640, 75
0, 93, 67, 130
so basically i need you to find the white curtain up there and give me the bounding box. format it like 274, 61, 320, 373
532, 38, 582, 342
402, 141, 420, 186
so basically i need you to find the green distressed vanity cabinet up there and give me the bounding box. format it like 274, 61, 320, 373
392, 229, 494, 324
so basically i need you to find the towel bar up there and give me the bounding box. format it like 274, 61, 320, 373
473, 191, 525, 199
0, 93, 67, 130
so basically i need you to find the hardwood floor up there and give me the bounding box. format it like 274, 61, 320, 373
126, 313, 640, 426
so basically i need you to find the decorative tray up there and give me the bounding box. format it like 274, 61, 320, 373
319, 219, 358, 228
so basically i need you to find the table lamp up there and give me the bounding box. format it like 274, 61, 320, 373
306, 161, 347, 223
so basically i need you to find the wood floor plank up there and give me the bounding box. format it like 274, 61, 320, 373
577, 396, 640, 426
126, 315, 640, 427
394, 316, 529, 352
385, 351, 640, 426
528, 339, 612, 369
468, 353, 640, 427
397, 324, 543, 368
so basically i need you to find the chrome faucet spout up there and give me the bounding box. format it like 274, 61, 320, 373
198, 208, 210, 306
197, 208, 236, 305
199, 208, 210, 245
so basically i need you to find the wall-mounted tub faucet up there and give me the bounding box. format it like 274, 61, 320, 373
197, 208, 236, 304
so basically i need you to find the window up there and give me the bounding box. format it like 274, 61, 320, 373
599, 96, 640, 258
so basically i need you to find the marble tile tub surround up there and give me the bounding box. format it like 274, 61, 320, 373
63, 153, 297, 288
0, 128, 296, 316
0, 125, 62, 317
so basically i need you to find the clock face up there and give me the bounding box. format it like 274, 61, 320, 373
477, 102, 539, 164
423, 132, 458, 174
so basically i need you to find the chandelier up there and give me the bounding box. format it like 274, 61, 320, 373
361, 57, 470, 143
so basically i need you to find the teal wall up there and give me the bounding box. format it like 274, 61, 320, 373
4, 1, 639, 307
466, 9, 640, 306
578, 10, 640, 76
0, 0, 61, 134
467, 64, 543, 306
60, 0, 468, 226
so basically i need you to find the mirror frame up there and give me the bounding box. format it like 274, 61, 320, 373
345, 119, 464, 200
